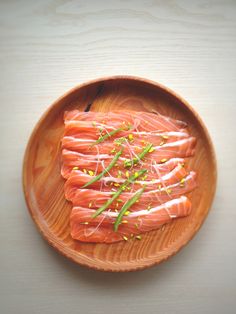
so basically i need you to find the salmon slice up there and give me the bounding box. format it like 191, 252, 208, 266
62, 130, 189, 150
64, 163, 187, 196
62, 137, 196, 162
67, 171, 197, 210
64, 118, 189, 140
61, 150, 185, 179
64, 110, 187, 132
70, 196, 191, 243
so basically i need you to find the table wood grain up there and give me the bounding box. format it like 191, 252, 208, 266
0, 0, 235, 313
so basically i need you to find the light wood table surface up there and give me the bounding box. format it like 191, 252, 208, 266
0, 1, 235, 313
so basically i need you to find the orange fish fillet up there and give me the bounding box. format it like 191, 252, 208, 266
70, 196, 191, 243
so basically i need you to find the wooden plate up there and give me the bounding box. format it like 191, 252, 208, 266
23, 76, 217, 272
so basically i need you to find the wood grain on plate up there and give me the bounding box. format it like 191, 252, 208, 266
23, 76, 217, 272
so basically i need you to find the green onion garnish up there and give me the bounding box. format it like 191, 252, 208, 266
92, 127, 123, 145
114, 186, 145, 231
92, 169, 147, 218
124, 143, 153, 167
81, 149, 123, 188
114, 137, 126, 145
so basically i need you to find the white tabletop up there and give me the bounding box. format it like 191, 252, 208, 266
1, 1, 236, 313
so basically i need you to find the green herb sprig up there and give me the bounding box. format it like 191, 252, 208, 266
124, 143, 153, 167
92, 127, 123, 145
82, 149, 123, 188
114, 186, 145, 231
92, 169, 147, 218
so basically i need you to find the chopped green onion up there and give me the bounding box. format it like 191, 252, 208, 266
82, 149, 123, 188
160, 158, 167, 163
88, 170, 94, 176
128, 134, 134, 141
117, 170, 122, 178
124, 143, 153, 167
92, 169, 147, 218
162, 135, 169, 140
93, 127, 123, 145
114, 137, 126, 145
114, 186, 145, 231
124, 210, 130, 215
148, 147, 155, 153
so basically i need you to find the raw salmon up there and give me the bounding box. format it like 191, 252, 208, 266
64, 163, 188, 196
62, 131, 189, 152
67, 172, 197, 210
61, 136, 196, 157
70, 196, 191, 243
64, 110, 187, 132
61, 150, 185, 179
61, 110, 197, 243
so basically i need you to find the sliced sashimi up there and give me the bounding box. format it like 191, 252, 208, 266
70, 196, 191, 243
64, 163, 187, 198
66, 171, 197, 209
64, 110, 187, 132
61, 109, 197, 243
61, 150, 185, 179
62, 137, 196, 162
64, 117, 189, 141
62, 130, 189, 149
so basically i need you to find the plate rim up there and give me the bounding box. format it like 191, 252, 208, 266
22, 75, 217, 272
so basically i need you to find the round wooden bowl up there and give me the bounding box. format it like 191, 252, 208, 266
23, 76, 217, 272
